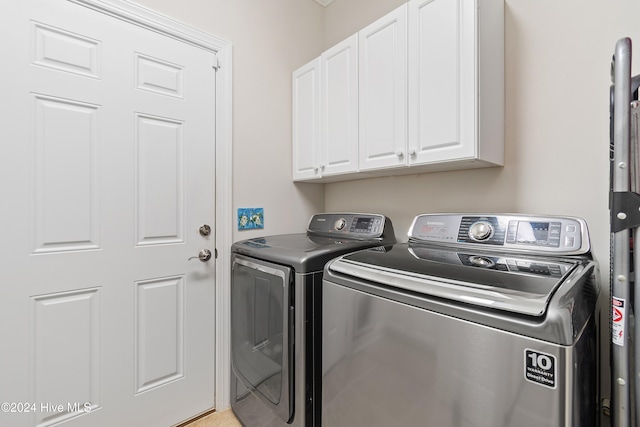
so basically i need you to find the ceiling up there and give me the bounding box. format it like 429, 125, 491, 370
313, 0, 334, 6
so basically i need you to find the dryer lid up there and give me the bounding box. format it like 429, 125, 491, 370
232, 234, 390, 273
231, 213, 396, 273
329, 243, 581, 316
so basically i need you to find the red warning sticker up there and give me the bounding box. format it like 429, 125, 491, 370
612, 297, 625, 347
613, 307, 623, 322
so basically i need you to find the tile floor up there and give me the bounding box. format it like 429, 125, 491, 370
183, 408, 242, 427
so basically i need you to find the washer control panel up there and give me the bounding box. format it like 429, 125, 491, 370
408, 214, 590, 255
307, 213, 387, 239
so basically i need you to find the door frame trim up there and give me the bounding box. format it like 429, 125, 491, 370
68, 0, 233, 410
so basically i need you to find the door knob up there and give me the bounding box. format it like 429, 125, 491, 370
189, 249, 212, 262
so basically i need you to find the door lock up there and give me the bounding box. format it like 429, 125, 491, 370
199, 224, 212, 236
189, 249, 212, 262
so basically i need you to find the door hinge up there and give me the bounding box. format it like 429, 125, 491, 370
215, 248, 218, 259
212, 56, 222, 70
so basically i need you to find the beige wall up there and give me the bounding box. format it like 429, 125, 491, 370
131, 0, 326, 241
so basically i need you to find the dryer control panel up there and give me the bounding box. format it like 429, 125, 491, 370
408, 214, 590, 255
307, 213, 388, 239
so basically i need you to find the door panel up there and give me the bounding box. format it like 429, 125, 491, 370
358, 4, 407, 171
135, 276, 185, 394
135, 114, 185, 246
408, 0, 477, 164
409, 0, 460, 159
31, 288, 101, 427
1, 1, 216, 426
292, 58, 321, 180
321, 34, 358, 176
32, 94, 101, 254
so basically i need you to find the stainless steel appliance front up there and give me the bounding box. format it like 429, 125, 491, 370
322, 277, 597, 427
230, 213, 396, 427
321, 213, 599, 427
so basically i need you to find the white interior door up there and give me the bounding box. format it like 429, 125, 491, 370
1, 1, 217, 426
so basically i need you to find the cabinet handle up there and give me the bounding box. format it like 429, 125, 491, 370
320, 163, 325, 169
408, 148, 416, 156
395, 149, 404, 157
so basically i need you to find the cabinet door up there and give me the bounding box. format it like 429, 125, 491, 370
408, 0, 476, 164
292, 58, 321, 180
358, 4, 408, 171
321, 34, 359, 176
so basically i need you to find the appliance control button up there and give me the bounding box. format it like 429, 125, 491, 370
469, 256, 495, 268
468, 221, 494, 241
335, 218, 347, 231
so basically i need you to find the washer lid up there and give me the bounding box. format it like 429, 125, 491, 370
330, 244, 581, 316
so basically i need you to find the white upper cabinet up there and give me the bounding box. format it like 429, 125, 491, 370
292, 57, 321, 180
292, 0, 504, 182
321, 34, 359, 177
293, 36, 359, 181
358, 4, 408, 172
408, 0, 463, 163
408, 0, 504, 168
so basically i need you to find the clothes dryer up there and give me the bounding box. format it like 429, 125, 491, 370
231, 213, 395, 427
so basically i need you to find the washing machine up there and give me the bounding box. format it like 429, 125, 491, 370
230, 213, 396, 427
321, 213, 600, 427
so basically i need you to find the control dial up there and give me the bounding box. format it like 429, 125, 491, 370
468, 221, 494, 241
469, 256, 495, 268
334, 218, 347, 231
